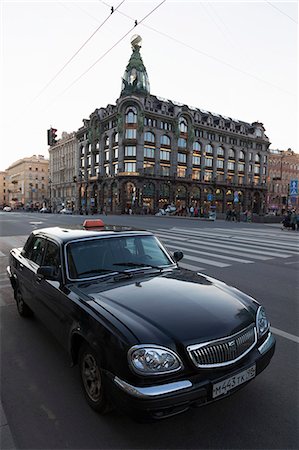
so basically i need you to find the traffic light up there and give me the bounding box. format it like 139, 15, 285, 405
47, 128, 58, 146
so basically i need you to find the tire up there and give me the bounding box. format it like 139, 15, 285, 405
15, 288, 33, 317
79, 344, 110, 413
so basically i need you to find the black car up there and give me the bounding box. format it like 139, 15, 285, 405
7, 223, 275, 420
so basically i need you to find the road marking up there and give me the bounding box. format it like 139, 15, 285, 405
284, 261, 299, 265
271, 327, 299, 344
166, 244, 253, 264
0, 251, 5, 257
179, 262, 205, 271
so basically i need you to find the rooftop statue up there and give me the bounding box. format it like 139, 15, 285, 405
121, 35, 150, 96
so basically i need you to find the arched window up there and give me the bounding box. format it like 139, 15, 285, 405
125, 106, 137, 124
255, 153, 260, 163
217, 146, 224, 157
144, 131, 155, 143
193, 141, 201, 152
179, 118, 188, 133
239, 150, 245, 160
113, 133, 118, 144
161, 135, 170, 146
178, 138, 187, 148
228, 148, 235, 159
205, 144, 213, 154
104, 136, 109, 147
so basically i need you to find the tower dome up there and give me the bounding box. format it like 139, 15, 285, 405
120, 35, 150, 97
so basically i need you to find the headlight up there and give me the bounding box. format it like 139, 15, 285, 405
128, 345, 183, 375
256, 306, 270, 337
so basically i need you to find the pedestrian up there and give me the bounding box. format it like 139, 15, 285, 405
290, 209, 297, 231
190, 205, 194, 217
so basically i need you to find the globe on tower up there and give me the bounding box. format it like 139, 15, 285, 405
120, 35, 150, 96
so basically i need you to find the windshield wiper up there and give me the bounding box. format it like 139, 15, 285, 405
78, 269, 127, 277
113, 262, 163, 272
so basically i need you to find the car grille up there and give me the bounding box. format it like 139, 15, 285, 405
187, 324, 257, 368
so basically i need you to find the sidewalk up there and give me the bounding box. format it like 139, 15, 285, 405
0, 400, 16, 449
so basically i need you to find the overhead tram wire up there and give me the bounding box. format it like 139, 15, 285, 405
99, 0, 293, 97
267, 2, 298, 24
55, 0, 166, 100
32, 0, 125, 103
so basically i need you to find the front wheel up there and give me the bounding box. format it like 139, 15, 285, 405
79, 344, 110, 413
15, 289, 33, 317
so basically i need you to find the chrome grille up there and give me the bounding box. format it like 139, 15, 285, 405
187, 324, 257, 368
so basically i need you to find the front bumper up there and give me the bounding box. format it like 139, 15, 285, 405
105, 332, 275, 421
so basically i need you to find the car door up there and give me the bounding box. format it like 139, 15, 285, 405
17, 235, 47, 311
32, 239, 73, 348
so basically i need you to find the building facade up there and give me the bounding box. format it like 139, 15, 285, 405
0, 171, 8, 208
267, 148, 299, 213
48, 131, 79, 212
6, 155, 49, 209
74, 36, 270, 216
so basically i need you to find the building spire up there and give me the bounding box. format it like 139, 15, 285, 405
120, 35, 150, 96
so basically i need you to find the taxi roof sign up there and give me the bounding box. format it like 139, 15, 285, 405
83, 219, 105, 229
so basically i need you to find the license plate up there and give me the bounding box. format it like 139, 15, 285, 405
212, 365, 256, 399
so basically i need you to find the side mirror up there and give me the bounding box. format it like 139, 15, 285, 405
37, 266, 59, 281
173, 251, 184, 262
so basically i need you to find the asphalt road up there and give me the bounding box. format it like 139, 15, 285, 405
1, 211, 298, 449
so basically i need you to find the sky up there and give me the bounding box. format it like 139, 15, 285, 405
0, 0, 298, 171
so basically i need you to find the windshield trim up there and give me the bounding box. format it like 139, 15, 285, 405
64, 234, 176, 282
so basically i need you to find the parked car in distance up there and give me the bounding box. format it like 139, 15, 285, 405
59, 208, 72, 214
3, 206, 12, 212
39, 207, 51, 213
6, 221, 275, 421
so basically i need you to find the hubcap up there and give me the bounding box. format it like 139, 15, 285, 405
81, 353, 101, 402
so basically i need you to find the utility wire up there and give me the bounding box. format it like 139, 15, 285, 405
56, 0, 166, 99
32, 0, 125, 102
267, 1, 297, 24
99, 0, 293, 97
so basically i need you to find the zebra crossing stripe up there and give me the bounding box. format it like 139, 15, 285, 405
155, 230, 292, 258
0, 251, 5, 257
179, 262, 205, 271
165, 244, 254, 264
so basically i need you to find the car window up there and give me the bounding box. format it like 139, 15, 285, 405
43, 241, 60, 269
66, 235, 173, 279
27, 237, 47, 266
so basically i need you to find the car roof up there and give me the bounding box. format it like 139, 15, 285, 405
32, 225, 153, 244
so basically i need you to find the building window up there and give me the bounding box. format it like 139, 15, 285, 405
192, 156, 201, 165
125, 162, 136, 172
195, 129, 203, 138
95, 153, 100, 164
125, 129, 137, 139
161, 166, 170, 177
113, 147, 118, 159
144, 162, 155, 175
125, 107, 137, 124
104, 136, 109, 147
207, 132, 215, 141
228, 148, 235, 159
161, 135, 170, 146
217, 159, 224, 169
203, 171, 212, 182
144, 117, 157, 127
144, 131, 155, 143
178, 153, 187, 163
112, 163, 118, 175
238, 163, 245, 172
205, 144, 213, 155
160, 150, 170, 161
125, 146, 136, 157
192, 170, 200, 180
179, 118, 188, 133
105, 165, 110, 175
178, 138, 187, 148
239, 150, 245, 160
254, 166, 260, 174
217, 146, 224, 157
160, 121, 172, 131
113, 133, 118, 144
255, 154, 260, 163
177, 167, 186, 178
193, 141, 201, 152
144, 147, 155, 158
205, 158, 213, 167
228, 161, 235, 171
104, 150, 109, 162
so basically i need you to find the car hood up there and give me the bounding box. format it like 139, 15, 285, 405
75, 269, 258, 346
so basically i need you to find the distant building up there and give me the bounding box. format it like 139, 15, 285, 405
6, 155, 49, 209
267, 148, 299, 213
0, 171, 8, 208
48, 131, 78, 212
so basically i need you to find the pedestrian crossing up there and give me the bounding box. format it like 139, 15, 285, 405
149, 226, 299, 271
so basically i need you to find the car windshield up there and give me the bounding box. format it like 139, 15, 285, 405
66, 235, 173, 280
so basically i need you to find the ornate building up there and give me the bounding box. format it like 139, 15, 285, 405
267, 148, 299, 213
76, 36, 270, 215
6, 155, 48, 209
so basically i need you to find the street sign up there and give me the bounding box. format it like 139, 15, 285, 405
207, 194, 213, 201
290, 180, 298, 196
